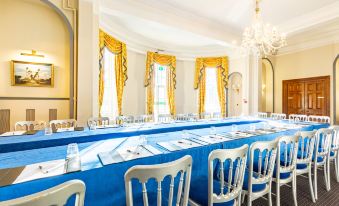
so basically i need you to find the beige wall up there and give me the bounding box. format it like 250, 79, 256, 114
0, 0, 70, 128
272, 43, 339, 121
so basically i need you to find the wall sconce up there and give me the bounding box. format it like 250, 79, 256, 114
21, 50, 44, 58
231, 83, 241, 94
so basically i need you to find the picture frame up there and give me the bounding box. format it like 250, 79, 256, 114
11, 60, 54, 87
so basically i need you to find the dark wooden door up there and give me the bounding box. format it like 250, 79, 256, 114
283, 76, 330, 117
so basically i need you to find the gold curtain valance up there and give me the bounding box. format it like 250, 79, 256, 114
144, 52, 176, 88
194, 56, 228, 89
99, 29, 128, 116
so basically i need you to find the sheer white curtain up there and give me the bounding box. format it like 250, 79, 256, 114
204, 68, 221, 113
101, 47, 118, 119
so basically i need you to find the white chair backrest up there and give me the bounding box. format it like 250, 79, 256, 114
116, 115, 134, 124
0, 180, 85, 206
296, 131, 317, 165
50, 119, 76, 131
15, 121, 45, 131
175, 114, 188, 121
187, 113, 198, 121
330, 126, 339, 153
125, 155, 192, 206
276, 135, 299, 175
270, 113, 286, 120
158, 114, 172, 123
315, 128, 333, 163
289, 114, 307, 122
248, 139, 278, 187
257, 112, 268, 119
308, 115, 330, 124
87, 117, 110, 127
200, 112, 212, 119
134, 115, 152, 123
210, 145, 248, 205
212, 112, 222, 119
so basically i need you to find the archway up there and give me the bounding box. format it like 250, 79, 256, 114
261, 58, 274, 113
333, 54, 339, 124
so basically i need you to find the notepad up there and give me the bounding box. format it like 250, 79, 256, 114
0, 131, 26, 137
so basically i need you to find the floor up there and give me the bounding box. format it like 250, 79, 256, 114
252, 167, 339, 206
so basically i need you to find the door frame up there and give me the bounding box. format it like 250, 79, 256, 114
282, 75, 330, 116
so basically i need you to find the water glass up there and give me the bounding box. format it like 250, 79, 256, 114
231, 124, 238, 132
44, 125, 53, 135
210, 127, 217, 136
182, 130, 189, 140
89, 122, 96, 131
139, 135, 147, 146
250, 125, 256, 131
67, 143, 79, 158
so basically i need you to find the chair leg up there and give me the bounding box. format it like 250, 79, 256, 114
308, 167, 316, 203
242, 192, 246, 204
237, 194, 242, 206
314, 163, 318, 200
276, 181, 280, 206
268, 182, 273, 206
247, 195, 252, 206
327, 158, 331, 191
336, 155, 339, 182
292, 172, 298, 206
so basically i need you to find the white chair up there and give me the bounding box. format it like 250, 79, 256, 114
270, 113, 286, 120
187, 113, 199, 121
116, 115, 134, 125
15, 121, 45, 131
200, 112, 212, 119
313, 128, 333, 200
175, 114, 188, 121
289, 114, 307, 122
257, 112, 268, 119
308, 115, 330, 124
134, 115, 152, 123
242, 139, 279, 206
49, 119, 77, 131
328, 126, 339, 189
158, 114, 172, 123
295, 131, 316, 203
273, 135, 299, 206
87, 117, 110, 127
124, 155, 192, 206
212, 112, 222, 119
189, 145, 248, 206
0, 180, 85, 206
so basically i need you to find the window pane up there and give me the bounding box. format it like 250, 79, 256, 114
205, 68, 221, 113
101, 48, 118, 119
154, 63, 169, 116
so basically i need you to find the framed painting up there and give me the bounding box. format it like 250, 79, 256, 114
11, 60, 54, 87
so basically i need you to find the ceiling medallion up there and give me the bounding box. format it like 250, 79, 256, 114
241, 0, 287, 56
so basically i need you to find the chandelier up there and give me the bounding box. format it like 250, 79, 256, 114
241, 0, 287, 56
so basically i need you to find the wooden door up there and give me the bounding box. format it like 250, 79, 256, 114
283, 76, 330, 116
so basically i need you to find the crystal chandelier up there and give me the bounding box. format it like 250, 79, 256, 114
241, 0, 287, 56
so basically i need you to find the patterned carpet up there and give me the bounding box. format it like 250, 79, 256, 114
251, 167, 339, 206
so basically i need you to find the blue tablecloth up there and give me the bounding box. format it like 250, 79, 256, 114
0, 120, 328, 206
0, 119, 261, 153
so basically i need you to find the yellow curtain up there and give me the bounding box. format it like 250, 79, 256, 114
145, 52, 176, 115
99, 29, 128, 116
194, 56, 228, 117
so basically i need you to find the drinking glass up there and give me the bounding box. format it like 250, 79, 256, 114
210, 127, 217, 137
89, 122, 96, 131
231, 124, 238, 132
182, 130, 189, 140
250, 125, 256, 132
44, 124, 53, 135
67, 143, 79, 158
140, 135, 147, 146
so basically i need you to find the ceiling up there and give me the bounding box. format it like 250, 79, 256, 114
99, 0, 339, 57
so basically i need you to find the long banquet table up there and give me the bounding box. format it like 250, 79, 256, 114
0, 118, 329, 206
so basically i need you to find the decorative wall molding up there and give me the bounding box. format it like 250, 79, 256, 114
0, 97, 70, 100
